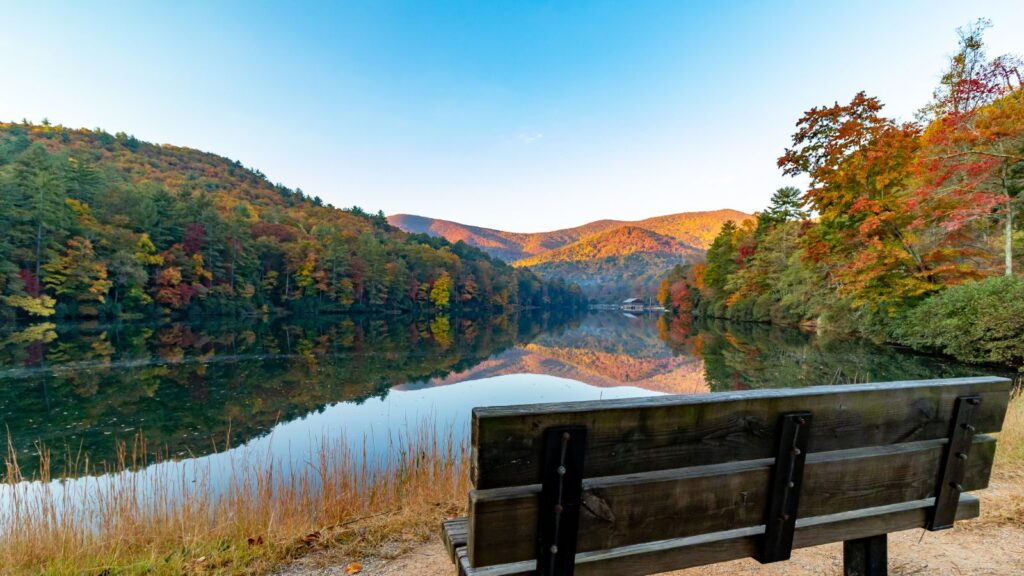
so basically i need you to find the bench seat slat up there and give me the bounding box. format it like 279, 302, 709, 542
472, 377, 1011, 490
441, 518, 468, 564
468, 435, 996, 567
458, 494, 981, 576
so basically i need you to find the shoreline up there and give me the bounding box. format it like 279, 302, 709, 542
688, 312, 1023, 375
279, 390, 1024, 575
2, 388, 1018, 575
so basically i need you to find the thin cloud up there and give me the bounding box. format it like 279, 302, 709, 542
516, 131, 544, 144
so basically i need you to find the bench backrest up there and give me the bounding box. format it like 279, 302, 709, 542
464, 376, 1012, 576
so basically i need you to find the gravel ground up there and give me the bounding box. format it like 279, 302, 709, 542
274, 471, 1024, 576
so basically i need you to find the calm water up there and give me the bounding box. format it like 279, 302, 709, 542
0, 311, 1005, 481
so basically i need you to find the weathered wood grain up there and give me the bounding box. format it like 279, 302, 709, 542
457, 494, 981, 576
468, 436, 995, 566
442, 518, 468, 564
472, 377, 1011, 489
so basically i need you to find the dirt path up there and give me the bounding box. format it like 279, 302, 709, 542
275, 470, 1024, 576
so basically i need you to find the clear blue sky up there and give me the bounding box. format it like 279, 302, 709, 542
1, 1, 1022, 232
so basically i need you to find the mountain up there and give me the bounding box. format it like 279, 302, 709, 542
515, 226, 705, 298
515, 226, 698, 266
388, 210, 747, 262
388, 209, 750, 299
386, 214, 534, 262
0, 122, 586, 320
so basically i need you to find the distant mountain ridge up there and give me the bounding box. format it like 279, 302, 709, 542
388, 209, 751, 299
388, 209, 748, 260
515, 226, 699, 267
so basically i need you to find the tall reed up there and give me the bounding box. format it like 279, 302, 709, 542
999, 378, 1024, 467
1, 421, 469, 575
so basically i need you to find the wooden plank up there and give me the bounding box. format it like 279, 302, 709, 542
459, 494, 980, 576
468, 436, 995, 567
442, 518, 468, 564
456, 547, 470, 576
454, 546, 469, 576
472, 377, 1011, 489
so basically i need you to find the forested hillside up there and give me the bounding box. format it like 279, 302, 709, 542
0, 124, 585, 320
517, 226, 703, 299
659, 22, 1024, 367
516, 226, 698, 266
390, 209, 746, 299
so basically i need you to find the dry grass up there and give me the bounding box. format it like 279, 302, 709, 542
997, 378, 1024, 467
3, 383, 1022, 575
983, 378, 1024, 529
0, 423, 469, 575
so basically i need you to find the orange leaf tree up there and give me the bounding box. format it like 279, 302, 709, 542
914, 21, 1023, 276
778, 92, 975, 308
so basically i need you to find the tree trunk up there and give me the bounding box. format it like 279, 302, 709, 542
35, 220, 43, 283
35, 182, 46, 284
1005, 164, 1014, 276
331, 255, 338, 302
1006, 195, 1014, 276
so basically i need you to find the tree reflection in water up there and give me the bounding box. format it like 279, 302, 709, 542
0, 311, 1003, 478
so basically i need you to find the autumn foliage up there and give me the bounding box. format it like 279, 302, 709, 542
392, 210, 747, 300
674, 21, 1024, 360
657, 265, 697, 314
0, 124, 587, 319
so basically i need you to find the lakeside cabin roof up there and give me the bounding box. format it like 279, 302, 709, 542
622, 298, 641, 304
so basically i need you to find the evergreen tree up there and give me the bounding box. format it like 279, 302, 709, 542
11, 145, 70, 284
758, 187, 808, 230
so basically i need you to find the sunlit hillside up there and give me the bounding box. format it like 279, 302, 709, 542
389, 210, 749, 262
389, 210, 749, 299
515, 226, 697, 266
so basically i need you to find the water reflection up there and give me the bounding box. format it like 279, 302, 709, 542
0, 311, 1003, 479
660, 316, 995, 391
0, 312, 568, 475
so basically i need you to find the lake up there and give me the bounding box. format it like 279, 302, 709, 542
0, 311, 1005, 484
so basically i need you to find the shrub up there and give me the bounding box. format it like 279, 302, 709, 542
815, 297, 862, 335
752, 293, 774, 321
895, 275, 1024, 367
730, 297, 756, 321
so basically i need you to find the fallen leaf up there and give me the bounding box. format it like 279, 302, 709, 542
344, 562, 363, 575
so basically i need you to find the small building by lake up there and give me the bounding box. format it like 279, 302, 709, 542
621, 297, 645, 312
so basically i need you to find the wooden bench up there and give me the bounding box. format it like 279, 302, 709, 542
440, 376, 1012, 576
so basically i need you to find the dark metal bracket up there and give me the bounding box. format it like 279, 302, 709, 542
759, 411, 812, 563
536, 425, 588, 576
928, 395, 981, 530
844, 533, 888, 576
